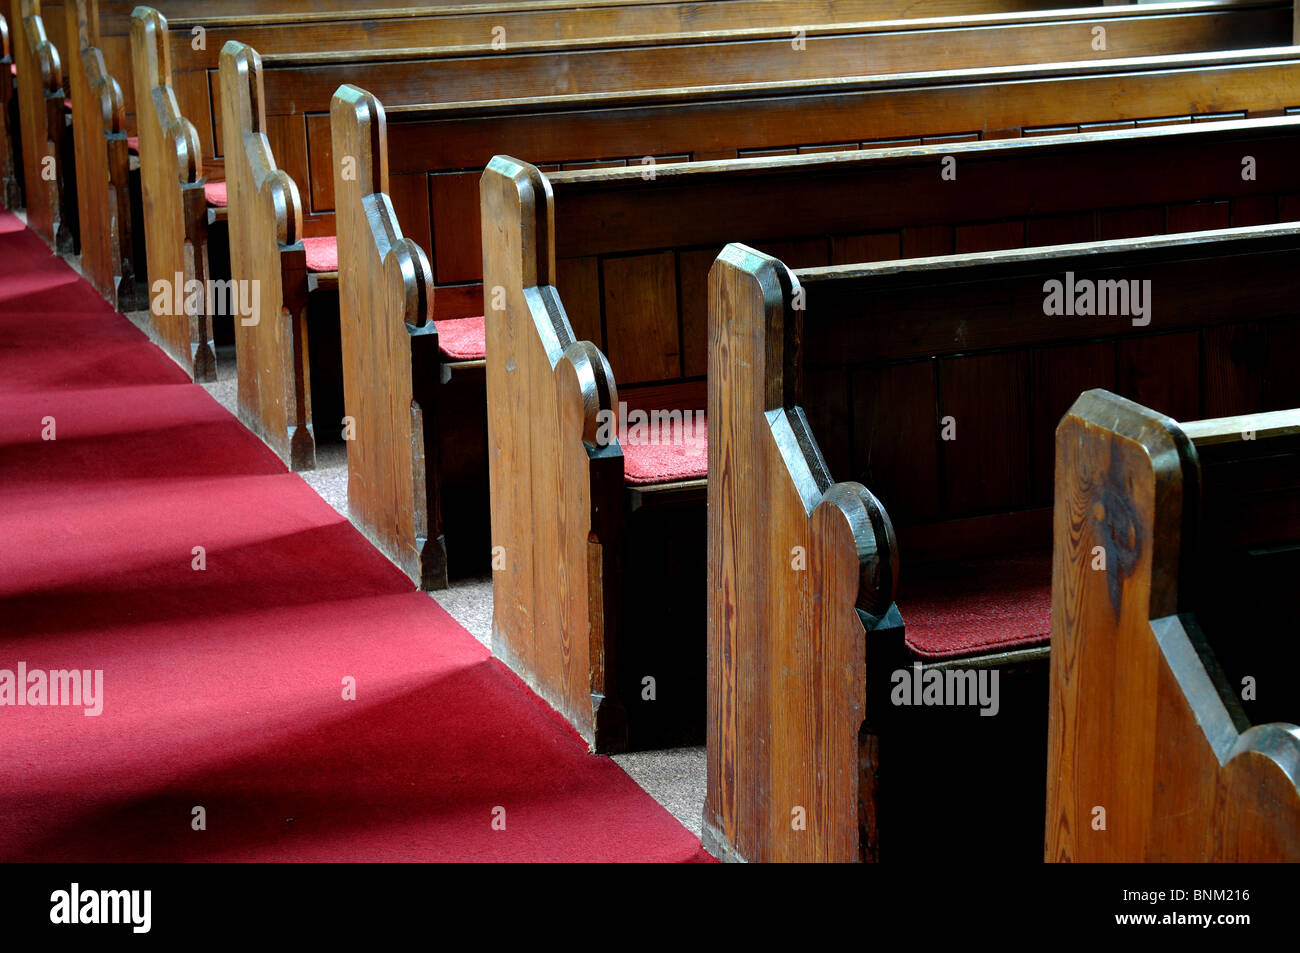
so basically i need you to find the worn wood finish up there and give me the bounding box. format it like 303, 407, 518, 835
95, 0, 1138, 141
331, 86, 445, 588
482, 154, 627, 749
703, 226, 1300, 861
219, 42, 312, 470
1046, 391, 1300, 861
11, 0, 67, 248
130, 6, 211, 381
704, 243, 896, 862
480, 116, 1300, 751
63, 0, 135, 307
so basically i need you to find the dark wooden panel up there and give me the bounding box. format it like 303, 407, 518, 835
306, 114, 333, 214
678, 248, 716, 378
1116, 331, 1201, 421
1026, 212, 1095, 246
1030, 342, 1116, 503
831, 232, 900, 265
939, 352, 1032, 515
388, 171, 433, 266
602, 251, 680, 385
1098, 205, 1166, 240
556, 255, 603, 346
430, 170, 482, 285
848, 360, 940, 524
1166, 199, 1230, 232
1203, 323, 1267, 417
902, 225, 953, 258
956, 220, 1024, 253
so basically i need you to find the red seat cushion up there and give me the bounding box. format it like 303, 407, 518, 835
8, 63, 16, 76
126, 135, 139, 154
203, 181, 227, 207
301, 235, 337, 273
63, 97, 72, 110
433, 315, 485, 360
622, 411, 707, 485
900, 551, 1051, 659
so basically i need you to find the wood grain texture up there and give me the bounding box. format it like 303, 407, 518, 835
11, 0, 66, 247
331, 84, 446, 590
482, 155, 627, 752
64, 0, 138, 308
219, 41, 312, 469
1046, 390, 1300, 861
706, 227, 1299, 862
702, 243, 896, 863
130, 7, 213, 381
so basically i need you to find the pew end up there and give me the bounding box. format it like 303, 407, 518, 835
331, 82, 457, 592
1047, 390, 1300, 861
704, 243, 900, 862
130, 7, 214, 382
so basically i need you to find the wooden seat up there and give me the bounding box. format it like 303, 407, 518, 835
478, 110, 1300, 751
703, 222, 1300, 861
1047, 391, 1300, 861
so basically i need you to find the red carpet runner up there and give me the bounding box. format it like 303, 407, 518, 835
0, 211, 708, 862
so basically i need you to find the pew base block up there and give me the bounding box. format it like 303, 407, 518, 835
287, 424, 316, 473
414, 533, 449, 592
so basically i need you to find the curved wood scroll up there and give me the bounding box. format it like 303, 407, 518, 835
66, 0, 137, 309
0, 12, 21, 208
1046, 389, 1300, 860
482, 155, 627, 752
703, 243, 897, 863
330, 84, 444, 589
218, 40, 311, 469
14, 1, 65, 248
129, 8, 213, 381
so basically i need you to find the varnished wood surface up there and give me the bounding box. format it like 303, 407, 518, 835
331, 85, 445, 588
479, 115, 1300, 752
130, 6, 212, 381
10, 0, 66, 247
704, 226, 1300, 861
63, 0, 136, 308
219, 42, 313, 470
94, 0, 1134, 137
1046, 390, 1300, 861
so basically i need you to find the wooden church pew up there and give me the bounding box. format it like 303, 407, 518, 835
113, 1, 1132, 332
138, 1, 1279, 387
8, 0, 72, 249
61, 0, 134, 309
1047, 391, 1300, 861
703, 224, 1300, 861
467, 71, 1300, 749
216, 15, 1297, 560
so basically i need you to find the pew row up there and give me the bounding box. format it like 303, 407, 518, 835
703, 226, 1300, 862
477, 107, 1300, 751
108, 1, 1005, 318
1046, 391, 1300, 861
106, 0, 1097, 160
10, 0, 71, 250
328, 48, 1300, 590
174, 4, 1279, 402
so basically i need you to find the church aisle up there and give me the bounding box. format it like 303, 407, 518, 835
0, 211, 708, 862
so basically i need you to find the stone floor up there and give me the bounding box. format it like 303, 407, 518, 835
99, 250, 707, 839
